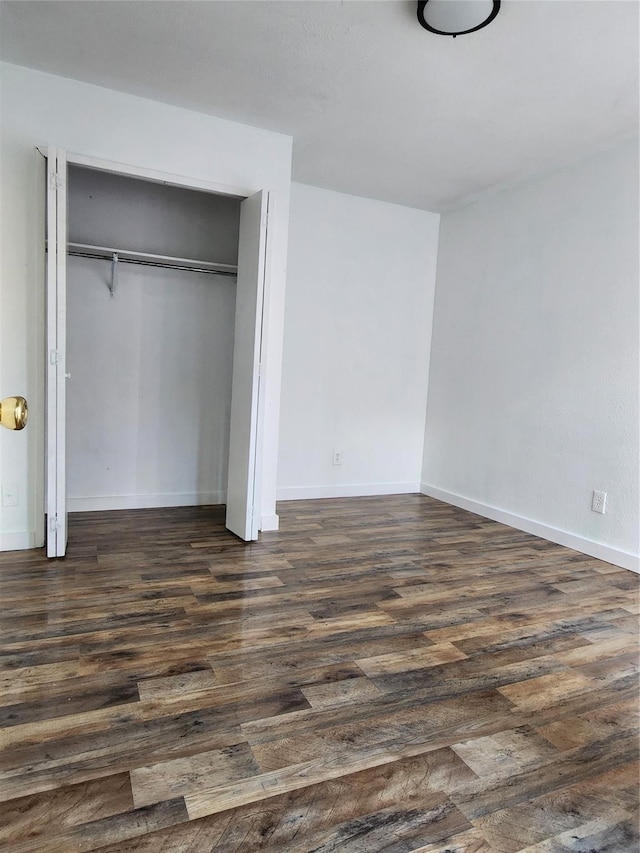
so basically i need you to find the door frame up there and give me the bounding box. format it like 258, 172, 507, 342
41, 147, 272, 552
45, 147, 67, 556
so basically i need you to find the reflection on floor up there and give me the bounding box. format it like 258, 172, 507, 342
0, 495, 638, 852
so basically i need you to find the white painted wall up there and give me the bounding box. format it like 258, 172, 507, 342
422, 139, 639, 570
0, 62, 292, 550
66, 167, 239, 511
67, 258, 236, 511
278, 183, 439, 499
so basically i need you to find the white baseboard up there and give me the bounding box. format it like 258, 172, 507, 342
420, 483, 639, 573
276, 482, 421, 501
67, 491, 227, 512
0, 530, 43, 552
260, 514, 280, 532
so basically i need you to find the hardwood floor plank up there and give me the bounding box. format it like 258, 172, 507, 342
471, 761, 640, 852
208, 630, 436, 685
270, 796, 470, 852
85, 755, 477, 853
451, 725, 559, 778
185, 745, 476, 823
130, 742, 261, 808
9, 797, 190, 853
368, 654, 569, 702
536, 698, 639, 751
0, 685, 310, 802
0, 772, 134, 846
356, 642, 468, 676
513, 817, 638, 853
0, 680, 140, 729
300, 674, 382, 709
241, 686, 515, 748
497, 670, 596, 711
450, 731, 638, 821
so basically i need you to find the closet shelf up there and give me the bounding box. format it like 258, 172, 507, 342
67, 242, 238, 277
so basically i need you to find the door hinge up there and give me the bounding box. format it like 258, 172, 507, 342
49, 172, 64, 191
50, 349, 62, 365
49, 515, 61, 532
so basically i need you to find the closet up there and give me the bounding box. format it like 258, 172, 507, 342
65, 166, 242, 516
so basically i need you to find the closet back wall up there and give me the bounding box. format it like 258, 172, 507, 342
67, 167, 241, 511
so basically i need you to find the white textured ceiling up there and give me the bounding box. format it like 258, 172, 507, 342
0, 1, 637, 211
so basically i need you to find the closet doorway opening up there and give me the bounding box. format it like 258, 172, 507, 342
44, 149, 271, 557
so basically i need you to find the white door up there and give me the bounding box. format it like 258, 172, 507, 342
45, 148, 68, 557
226, 191, 271, 541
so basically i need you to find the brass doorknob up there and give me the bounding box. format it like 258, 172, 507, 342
0, 396, 28, 430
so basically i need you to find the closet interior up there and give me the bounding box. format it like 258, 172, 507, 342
66, 166, 242, 512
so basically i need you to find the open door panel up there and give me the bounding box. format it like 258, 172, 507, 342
225, 190, 270, 541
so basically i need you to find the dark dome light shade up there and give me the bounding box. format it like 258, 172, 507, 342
417, 0, 501, 37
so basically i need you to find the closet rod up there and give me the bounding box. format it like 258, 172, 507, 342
67, 242, 237, 277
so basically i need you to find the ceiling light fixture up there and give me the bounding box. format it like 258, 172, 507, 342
417, 0, 501, 38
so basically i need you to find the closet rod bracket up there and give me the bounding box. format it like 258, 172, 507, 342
109, 252, 118, 297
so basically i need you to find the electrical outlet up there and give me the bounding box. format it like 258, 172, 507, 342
591, 490, 607, 514
332, 450, 343, 466
1, 484, 18, 507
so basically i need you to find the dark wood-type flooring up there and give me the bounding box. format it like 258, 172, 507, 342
0, 495, 638, 852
